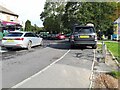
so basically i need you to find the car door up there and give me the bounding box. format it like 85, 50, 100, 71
24, 33, 36, 46
32, 33, 41, 45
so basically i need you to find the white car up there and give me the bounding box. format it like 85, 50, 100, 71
2, 31, 43, 50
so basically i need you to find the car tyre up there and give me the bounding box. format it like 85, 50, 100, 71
27, 41, 32, 50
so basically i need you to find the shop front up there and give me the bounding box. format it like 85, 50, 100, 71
0, 20, 22, 38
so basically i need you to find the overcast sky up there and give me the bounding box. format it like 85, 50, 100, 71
0, 0, 46, 27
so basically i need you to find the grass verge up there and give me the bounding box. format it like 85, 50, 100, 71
104, 42, 119, 62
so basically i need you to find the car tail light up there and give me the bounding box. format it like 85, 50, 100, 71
16, 44, 22, 46
14, 38, 24, 40
71, 35, 74, 39
95, 35, 97, 40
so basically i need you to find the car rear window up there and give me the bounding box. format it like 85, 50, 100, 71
6, 32, 23, 37
74, 27, 95, 34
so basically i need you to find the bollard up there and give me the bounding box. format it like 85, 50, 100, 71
102, 41, 107, 63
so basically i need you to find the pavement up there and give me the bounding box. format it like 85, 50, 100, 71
11, 48, 118, 88
2, 46, 95, 88
94, 41, 118, 72
14, 63, 91, 88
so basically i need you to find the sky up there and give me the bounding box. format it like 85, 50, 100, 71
0, 0, 46, 27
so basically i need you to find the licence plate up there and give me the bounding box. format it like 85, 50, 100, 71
80, 36, 89, 38
7, 40, 14, 42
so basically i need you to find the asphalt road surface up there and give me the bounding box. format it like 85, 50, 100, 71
2, 39, 95, 88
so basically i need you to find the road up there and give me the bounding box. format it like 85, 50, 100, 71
2, 39, 95, 88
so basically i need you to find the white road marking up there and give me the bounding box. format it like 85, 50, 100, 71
89, 49, 95, 89
11, 49, 70, 88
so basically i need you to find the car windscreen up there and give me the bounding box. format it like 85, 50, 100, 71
5, 32, 23, 37
74, 27, 95, 34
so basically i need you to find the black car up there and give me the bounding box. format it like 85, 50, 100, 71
70, 26, 97, 49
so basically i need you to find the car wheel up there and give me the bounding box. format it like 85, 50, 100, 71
27, 41, 32, 50
92, 44, 97, 49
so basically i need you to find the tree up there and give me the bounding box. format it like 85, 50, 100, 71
31, 24, 44, 33
40, 2, 118, 34
40, 2, 66, 33
62, 2, 116, 33
110, 2, 120, 21
62, 2, 81, 30
24, 20, 32, 31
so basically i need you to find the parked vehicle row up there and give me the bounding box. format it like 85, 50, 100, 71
1, 23, 98, 50
40, 33, 66, 40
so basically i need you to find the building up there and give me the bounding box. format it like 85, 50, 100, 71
113, 17, 120, 40
0, 5, 21, 31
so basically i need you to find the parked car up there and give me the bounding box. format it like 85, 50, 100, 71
39, 32, 49, 39
56, 34, 66, 40
65, 33, 71, 38
2, 31, 43, 50
69, 25, 97, 49
47, 34, 58, 40
50, 34, 58, 39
